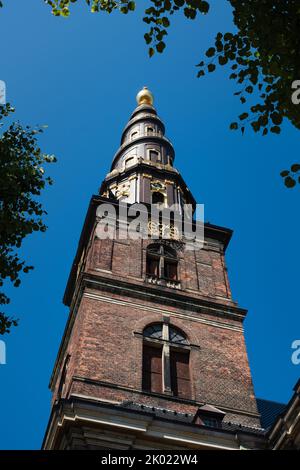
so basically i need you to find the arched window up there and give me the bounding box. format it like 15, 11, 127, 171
142, 323, 191, 398
131, 130, 138, 140
146, 244, 178, 281
149, 149, 159, 162
146, 126, 154, 135
125, 156, 134, 168
152, 191, 165, 206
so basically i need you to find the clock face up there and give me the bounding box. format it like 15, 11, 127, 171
151, 181, 164, 191
0, 80, 6, 105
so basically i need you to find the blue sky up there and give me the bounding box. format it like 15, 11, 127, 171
0, 0, 299, 449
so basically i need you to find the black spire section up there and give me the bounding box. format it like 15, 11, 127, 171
99, 87, 195, 210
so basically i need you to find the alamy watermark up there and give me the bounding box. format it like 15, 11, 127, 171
291, 80, 300, 104
1, 81, 7, 364
95, 203, 204, 251
0, 340, 6, 365
0, 80, 6, 105
291, 339, 300, 365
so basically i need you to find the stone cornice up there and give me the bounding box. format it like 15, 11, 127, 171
42, 396, 265, 450
80, 273, 247, 323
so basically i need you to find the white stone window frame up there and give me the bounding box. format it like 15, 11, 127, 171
143, 320, 190, 396
130, 129, 139, 141
148, 148, 161, 163
125, 155, 136, 169
145, 125, 155, 135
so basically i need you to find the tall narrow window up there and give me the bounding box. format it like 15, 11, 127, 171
152, 191, 165, 206
146, 126, 154, 135
149, 150, 159, 162
170, 350, 191, 398
142, 344, 163, 394
146, 244, 178, 281
164, 256, 177, 281
142, 323, 190, 398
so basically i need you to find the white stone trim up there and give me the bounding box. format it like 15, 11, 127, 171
83, 292, 244, 332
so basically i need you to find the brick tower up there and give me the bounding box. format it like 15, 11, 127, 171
43, 88, 266, 450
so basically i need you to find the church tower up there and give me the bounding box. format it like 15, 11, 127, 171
43, 88, 266, 450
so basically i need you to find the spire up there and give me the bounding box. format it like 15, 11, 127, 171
109, 86, 174, 172
99, 88, 195, 209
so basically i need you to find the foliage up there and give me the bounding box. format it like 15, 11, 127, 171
280, 164, 300, 189
0, 104, 56, 334
44, 0, 136, 17
197, 1, 300, 140
40, 1, 300, 186
43, 0, 210, 55
2, 1, 300, 186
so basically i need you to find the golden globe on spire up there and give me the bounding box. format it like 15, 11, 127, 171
136, 86, 154, 106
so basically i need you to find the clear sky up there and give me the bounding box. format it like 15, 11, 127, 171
0, 0, 299, 449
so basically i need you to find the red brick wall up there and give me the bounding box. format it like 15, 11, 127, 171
54, 286, 259, 427
88, 236, 232, 302
52, 230, 259, 428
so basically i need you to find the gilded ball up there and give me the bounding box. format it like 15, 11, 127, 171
136, 86, 154, 106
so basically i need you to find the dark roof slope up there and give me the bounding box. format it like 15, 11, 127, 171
256, 398, 286, 429
121, 401, 265, 436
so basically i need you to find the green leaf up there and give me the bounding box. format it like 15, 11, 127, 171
144, 33, 151, 45
271, 112, 283, 125
291, 163, 300, 173
128, 1, 135, 11
251, 121, 261, 132
162, 17, 170, 28
219, 56, 228, 66
156, 41, 166, 53
285, 176, 296, 188
200, 1, 210, 14
149, 47, 155, 58
206, 47, 215, 58
224, 32, 233, 41
174, 0, 184, 6
239, 112, 249, 121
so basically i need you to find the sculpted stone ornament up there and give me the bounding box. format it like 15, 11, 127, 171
147, 221, 180, 240
115, 181, 131, 199
151, 180, 165, 191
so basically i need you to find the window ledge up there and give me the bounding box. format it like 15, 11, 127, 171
145, 275, 181, 290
